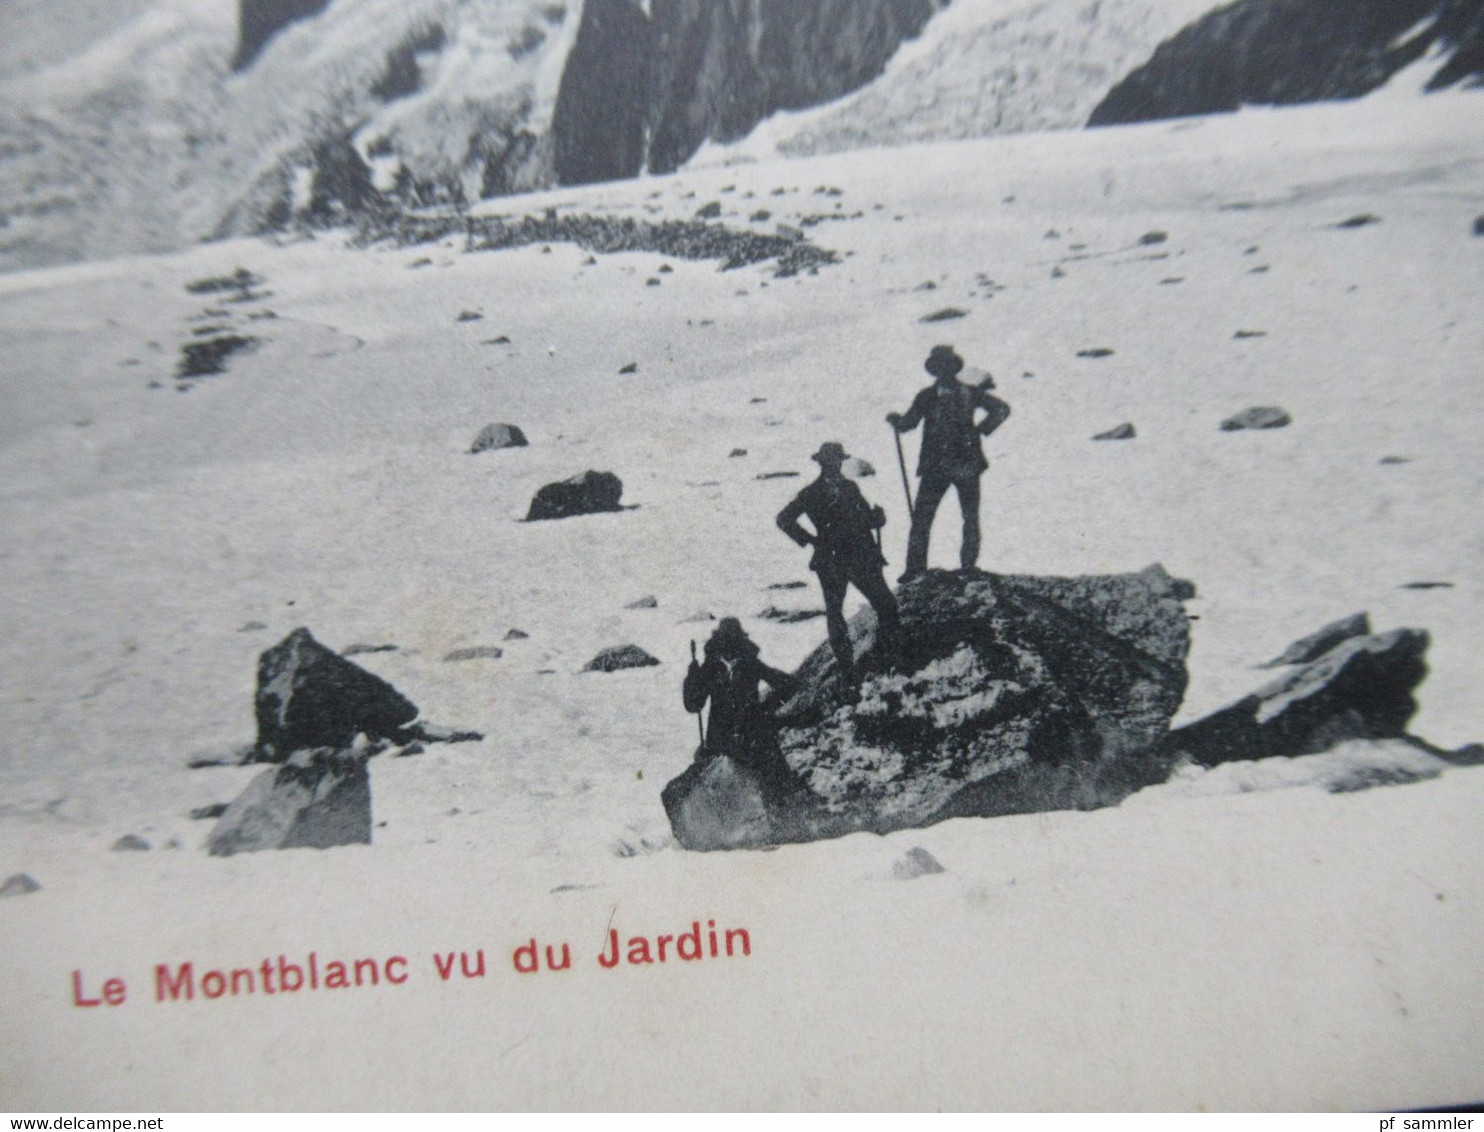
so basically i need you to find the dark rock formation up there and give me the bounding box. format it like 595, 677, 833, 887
111, 834, 151, 851
190, 804, 230, 821
234, 0, 334, 70
665, 566, 1193, 849
1094, 423, 1137, 440
552, 0, 940, 184
1077, 347, 1114, 359
1335, 213, 1382, 229
1160, 627, 1429, 767
0, 873, 41, 898
253, 628, 419, 761
921, 307, 968, 322
341, 642, 398, 657
1089, 0, 1484, 127
504, 628, 530, 640
208, 748, 371, 856
585, 644, 661, 672
1221, 406, 1291, 430
625, 595, 658, 609
1259, 612, 1370, 668
470, 423, 529, 453
526, 470, 625, 521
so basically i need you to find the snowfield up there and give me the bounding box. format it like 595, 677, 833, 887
1, 90, 1482, 1109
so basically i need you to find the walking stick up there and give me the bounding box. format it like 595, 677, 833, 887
690, 640, 706, 751
891, 425, 915, 513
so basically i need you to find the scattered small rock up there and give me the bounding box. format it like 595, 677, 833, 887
0, 873, 41, 898
1093, 423, 1136, 441
1249, 265, 1270, 274
584, 645, 661, 672
749, 210, 771, 222
618, 362, 638, 374
695, 201, 722, 220
891, 847, 945, 880
758, 606, 826, 623
1401, 581, 1453, 591
1335, 214, 1381, 229
1473, 215, 1484, 237
1233, 329, 1267, 339
920, 307, 968, 323
190, 803, 229, 821
1220, 406, 1291, 431
1160, 277, 1183, 285
729, 448, 748, 458
504, 628, 530, 640
645, 277, 661, 287
756, 471, 800, 480
658, 263, 673, 274
112, 834, 150, 852
767, 581, 809, 591
341, 643, 398, 657
1379, 456, 1411, 466
239, 620, 268, 632
749, 397, 767, 404
526, 471, 624, 521
1138, 231, 1168, 245
1051, 266, 1066, 279
442, 646, 503, 662
583, 255, 598, 265
680, 611, 717, 623
456, 310, 484, 322
1259, 613, 1370, 668
481, 335, 512, 345
625, 595, 658, 609
408, 257, 433, 269
1077, 348, 1114, 359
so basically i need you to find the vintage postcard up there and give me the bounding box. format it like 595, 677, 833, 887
1, 0, 1481, 1112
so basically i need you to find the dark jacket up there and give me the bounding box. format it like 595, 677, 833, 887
897, 381, 1010, 479
776, 475, 887, 575
683, 636, 792, 760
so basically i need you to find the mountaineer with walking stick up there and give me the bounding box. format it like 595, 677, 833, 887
683, 619, 795, 787
887, 345, 1011, 583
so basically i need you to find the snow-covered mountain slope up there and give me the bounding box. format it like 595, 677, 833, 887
688, 0, 1227, 166
1090, 0, 1484, 127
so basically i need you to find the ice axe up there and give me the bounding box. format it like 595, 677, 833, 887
689, 640, 706, 751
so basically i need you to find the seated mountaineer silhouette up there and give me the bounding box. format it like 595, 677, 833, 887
683, 618, 795, 786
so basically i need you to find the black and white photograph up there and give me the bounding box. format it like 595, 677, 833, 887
1, 0, 1481, 1112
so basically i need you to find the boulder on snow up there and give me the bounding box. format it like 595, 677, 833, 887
1474, 215, 1484, 237
111, 834, 151, 852
584, 644, 661, 672
1258, 612, 1370, 668
470, 423, 528, 453
208, 748, 371, 856
1160, 627, 1428, 767
526, 471, 624, 521
892, 847, 945, 880
253, 628, 419, 761
664, 566, 1193, 849
1220, 406, 1291, 431
1093, 423, 1136, 441
0, 873, 41, 898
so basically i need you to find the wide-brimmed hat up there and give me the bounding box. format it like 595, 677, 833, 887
925, 344, 964, 378
811, 441, 850, 464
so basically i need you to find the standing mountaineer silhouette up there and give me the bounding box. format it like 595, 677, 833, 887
887, 345, 1011, 582
776, 442, 902, 695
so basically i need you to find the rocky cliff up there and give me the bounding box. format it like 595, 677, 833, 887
1089, 0, 1484, 127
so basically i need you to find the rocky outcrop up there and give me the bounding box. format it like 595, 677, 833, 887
665, 566, 1194, 849
253, 628, 419, 761
1158, 627, 1430, 766
552, 0, 941, 183
0, 874, 41, 898
207, 748, 371, 856
526, 471, 625, 521
1089, 0, 1484, 127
